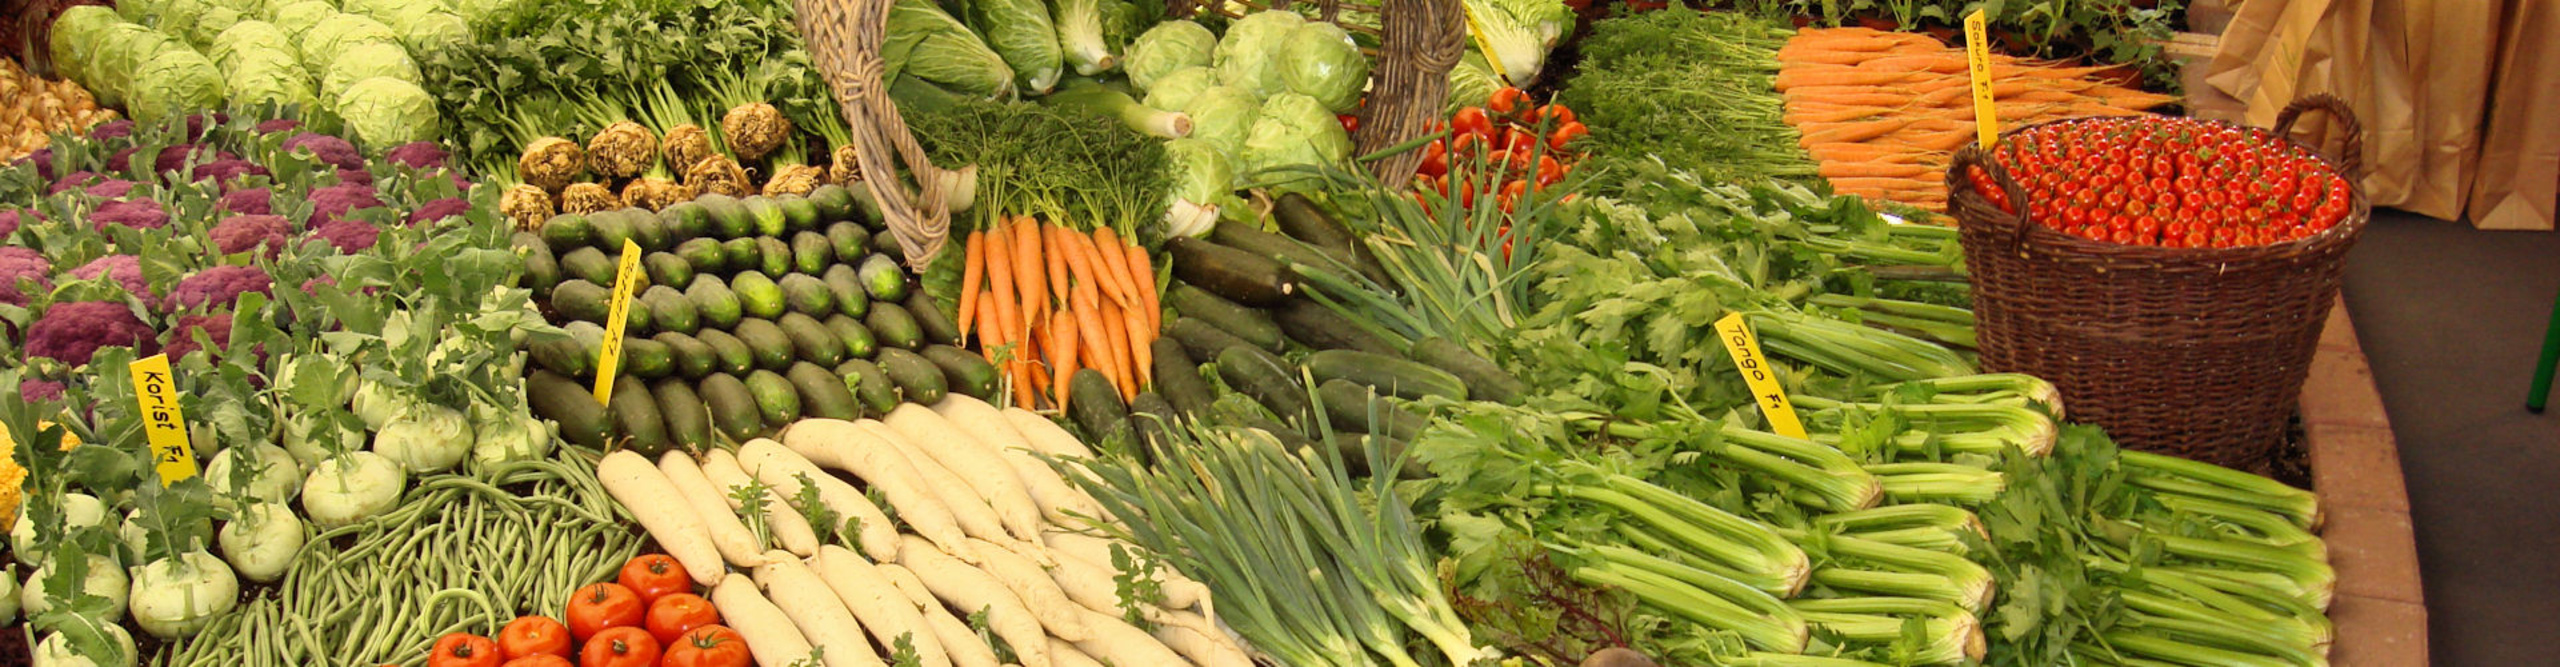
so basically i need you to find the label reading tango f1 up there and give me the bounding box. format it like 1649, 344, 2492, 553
593, 238, 646, 405
129, 354, 200, 485
1713, 312, 1808, 439
1964, 9, 2000, 147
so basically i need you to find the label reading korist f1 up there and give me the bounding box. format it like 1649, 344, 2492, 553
129, 354, 200, 485
593, 238, 646, 405
1713, 312, 1808, 439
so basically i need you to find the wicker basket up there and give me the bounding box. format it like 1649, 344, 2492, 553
1943, 95, 2368, 471
793, 0, 1465, 270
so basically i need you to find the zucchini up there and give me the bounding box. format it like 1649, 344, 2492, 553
1209, 219, 1356, 284
835, 359, 899, 415
540, 213, 591, 250
652, 379, 716, 451
921, 345, 997, 399
866, 302, 924, 350
551, 280, 613, 324
1271, 193, 1359, 254
874, 347, 947, 405
626, 209, 671, 251
1409, 337, 1524, 405
742, 369, 802, 428
856, 254, 910, 302
527, 370, 612, 448
653, 332, 718, 380
1148, 339, 1213, 418
730, 271, 787, 320
686, 275, 744, 330
779, 196, 823, 233
1272, 298, 1401, 356
755, 237, 792, 277
1165, 317, 1254, 363
695, 329, 756, 376
559, 246, 617, 286
777, 312, 846, 367
1165, 284, 1283, 352
903, 292, 961, 345
1315, 379, 1427, 440
660, 202, 712, 241
777, 273, 836, 318
790, 231, 835, 275
1216, 346, 1310, 426
1065, 369, 1129, 449
1206, 398, 1317, 451
808, 185, 857, 223
642, 285, 699, 335
742, 196, 789, 238
788, 362, 862, 421
822, 264, 871, 319
514, 231, 560, 296
721, 237, 762, 272
1167, 237, 1295, 306
1301, 349, 1465, 401
732, 318, 797, 370
621, 337, 675, 379
826, 222, 871, 264
644, 252, 695, 291
822, 314, 879, 360
697, 373, 762, 440
695, 194, 753, 239
674, 237, 728, 274
609, 373, 669, 455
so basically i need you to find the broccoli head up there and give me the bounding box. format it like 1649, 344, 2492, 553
19, 379, 65, 403
167, 265, 274, 311
0, 247, 51, 306
211, 215, 291, 257
283, 133, 362, 171
161, 313, 234, 361
408, 198, 469, 226
27, 301, 156, 366
89, 120, 135, 141
309, 219, 380, 253
192, 159, 271, 186
255, 119, 302, 134
309, 183, 383, 221
221, 188, 273, 215
385, 142, 449, 170
90, 199, 171, 232
69, 254, 148, 297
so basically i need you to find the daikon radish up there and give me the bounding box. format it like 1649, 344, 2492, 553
964, 538, 1090, 641
659, 452, 772, 569
712, 576, 818, 667
884, 405, 1043, 541
1047, 548, 1134, 615
1051, 556, 1244, 665
999, 408, 1094, 458
1154, 610, 1252, 667
897, 535, 1054, 667
702, 449, 821, 556
918, 601, 1002, 667
783, 419, 977, 561
852, 420, 1012, 552
739, 439, 900, 562
933, 397, 1105, 525
877, 563, 939, 610
753, 552, 884, 667
595, 451, 725, 585
1045, 638, 1105, 667
1043, 531, 1206, 611
814, 546, 953, 667
1067, 608, 1184, 666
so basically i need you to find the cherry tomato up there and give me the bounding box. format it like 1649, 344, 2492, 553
579, 627, 661, 667
566, 583, 646, 641
427, 634, 503, 667
1337, 114, 1361, 135
645, 594, 723, 645
661, 626, 754, 667
1487, 87, 1532, 121
1418, 140, 1449, 178
1548, 122, 1588, 152
498, 657, 572, 667
1534, 155, 1565, 187
618, 555, 691, 605
1450, 107, 1494, 140
1534, 104, 1576, 127
1499, 180, 1527, 213
497, 616, 573, 659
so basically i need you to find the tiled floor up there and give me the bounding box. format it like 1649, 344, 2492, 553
2304, 298, 2429, 666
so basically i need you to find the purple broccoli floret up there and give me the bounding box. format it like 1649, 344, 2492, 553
211, 215, 291, 257
255, 119, 301, 134
221, 188, 273, 215
385, 142, 449, 170
70, 254, 147, 297
89, 120, 134, 141
166, 265, 273, 311
335, 168, 374, 186
408, 198, 469, 225
0, 247, 51, 306
83, 179, 138, 198
162, 313, 234, 361
192, 159, 270, 185
309, 219, 380, 253
90, 199, 169, 232
50, 171, 101, 195
283, 133, 362, 171
27, 301, 156, 366
19, 379, 64, 402
309, 183, 383, 221
0, 209, 32, 238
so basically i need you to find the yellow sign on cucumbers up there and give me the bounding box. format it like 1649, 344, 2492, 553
128, 354, 199, 485
1964, 9, 1999, 148
1713, 312, 1808, 439
593, 238, 646, 405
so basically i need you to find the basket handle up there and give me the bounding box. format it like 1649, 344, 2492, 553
2273, 94, 2363, 181
1945, 143, 2035, 250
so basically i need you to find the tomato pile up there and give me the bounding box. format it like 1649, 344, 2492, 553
1973, 116, 2357, 248
418, 554, 751, 667
1416, 86, 1588, 214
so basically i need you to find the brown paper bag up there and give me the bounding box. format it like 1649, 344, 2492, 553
2464, 0, 2560, 231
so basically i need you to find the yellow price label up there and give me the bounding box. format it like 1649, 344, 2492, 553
593, 238, 646, 405
1713, 312, 1807, 439
128, 354, 199, 485
1460, 5, 1513, 87
1964, 9, 1999, 148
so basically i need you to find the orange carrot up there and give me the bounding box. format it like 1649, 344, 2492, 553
1124, 241, 1160, 338
1054, 225, 1103, 304
977, 297, 1004, 365
1089, 227, 1137, 309
1051, 313, 1079, 409
1784, 107, 1890, 125
1096, 296, 1133, 398
1800, 118, 1912, 145
1119, 298, 1152, 388
1043, 220, 1071, 303
1819, 162, 1933, 179
957, 230, 985, 341
984, 219, 1022, 356
1071, 286, 1116, 398
1775, 69, 1918, 92
1013, 216, 1047, 340
1781, 90, 1920, 108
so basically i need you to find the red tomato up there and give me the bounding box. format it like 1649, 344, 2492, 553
1419, 140, 1449, 178
1450, 107, 1494, 140
427, 634, 503, 667
1499, 180, 1527, 214
1503, 127, 1541, 154
618, 555, 691, 605
498, 657, 572, 667
645, 594, 723, 645
1548, 122, 1588, 152
1487, 87, 1532, 120
1337, 114, 1361, 134
566, 583, 646, 641
1534, 155, 1565, 187
1534, 104, 1576, 127
661, 626, 754, 667
579, 627, 661, 667
497, 617, 573, 659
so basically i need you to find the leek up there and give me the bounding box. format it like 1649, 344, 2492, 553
1040, 78, 1191, 138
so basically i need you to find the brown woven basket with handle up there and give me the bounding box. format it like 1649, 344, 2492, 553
1943, 94, 2368, 472
793, 0, 1464, 270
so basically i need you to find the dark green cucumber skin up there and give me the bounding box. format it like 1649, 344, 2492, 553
721, 238, 762, 271
627, 209, 671, 251
788, 362, 863, 421
1166, 284, 1284, 352
643, 285, 699, 335
586, 210, 635, 251
743, 196, 789, 238
515, 232, 560, 296
560, 246, 616, 286
698, 373, 763, 440
743, 369, 803, 429
528, 370, 612, 448
675, 238, 728, 274
1167, 237, 1296, 306
652, 379, 716, 451
1315, 379, 1427, 440
826, 223, 871, 265
780, 197, 823, 233
1271, 299, 1401, 356
903, 293, 961, 345
1206, 397, 1315, 450
541, 213, 591, 250
730, 271, 786, 320
856, 254, 910, 302
610, 374, 670, 455
660, 202, 712, 242
778, 273, 837, 318
696, 194, 753, 239
808, 185, 857, 224
755, 237, 793, 278
1216, 345, 1311, 426
732, 318, 797, 371
921, 345, 997, 399
835, 359, 899, 415
1165, 317, 1256, 363
695, 329, 757, 376
1128, 392, 1177, 453
620, 338, 675, 379
1301, 349, 1465, 402
654, 332, 718, 380
1209, 219, 1355, 284
1066, 369, 1130, 450
865, 302, 925, 350
531, 330, 597, 379
823, 314, 879, 360
777, 312, 846, 367
823, 265, 872, 319
874, 347, 947, 405
791, 231, 835, 275
1409, 337, 1525, 405
645, 253, 695, 292
869, 227, 901, 255
687, 275, 745, 330
1271, 193, 1359, 253
1149, 339, 1214, 418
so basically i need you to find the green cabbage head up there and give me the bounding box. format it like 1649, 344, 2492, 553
882, 0, 1016, 100
1278, 22, 1369, 113
381, 6, 470, 56
90, 24, 185, 108
1123, 20, 1214, 92
299, 13, 400, 77
1141, 66, 1216, 113
1212, 10, 1302, 99
1180, 84, 1260, 159
1445, 50, 1499, 114
46, 6, 122, 87
263, 0, 335, 39
130, 49, 227, 122
225, 48, 320, 108
1240, 92, 1352, 189
322, 42, 421, 102
1164, 137, 1233, 207
336, 76, 440, 147
208, 20, 287, 68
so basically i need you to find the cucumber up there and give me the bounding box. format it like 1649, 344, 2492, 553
588, 210, 635, 251
643, 285, 699, 335
609, 373, 669, 455
695, 329, 756, 375
866, 302, 925, 350
779, 197, 823, 233
1409, 337, 1524, 405
1302, 349, 1464, 401
695, 194, 752, 238
826, 222, 870, 264
660, 202, 712, 241
623, 292, 655, 335
849, 186, 884, 230
529, 327, 598, 379
730, 271, 787, 320
732, 318, 797, 371
721, 237, 762, 272
874, 347, 947, 405
697, 373, 762, 440
921, 345, 997, 399
551, 280, 613, 324
1166, 284, 1283, 352
1273, 299, 1402, 356
823, 314, 878, 360
1128, 392, 1178, 452
560, 247, 616, 286
528, 370, 612, 448
644, 252, 694, 291
1217, 346, 1310, 426
808, 184, 857, 223
903, 293, 960, 345
514, 231, 560, 295
787, 362, 862, 421
651, 379, 715, 451
1315, 379, 1427, 440
540, 213, 591, 250
742, 196, 789, 237
1272, 193, 1359, 254
675, 237, 727, 274
1210, 219, 1355, 284
778, 273, 836, 318
1207, 400, 1316, 451
856, 254, 909, 301
654, 332, 718, 379
755, 237, 793, 277
621, 337, 675, 379
1165, 317, 1254, 362
869, 227, 901, 255
1167, 237, 1295, 306
790, 231, 835, 275
835, 359, 899, 415
777, 312, 846, 367
627, 209, 671, 251
743, 369, 802, 428
1149, 339, 1213, 417
1065, 369, 1129, 448
686, 275, 744, 330
822, 264, 871, 319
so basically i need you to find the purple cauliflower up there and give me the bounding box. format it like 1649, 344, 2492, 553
192, 159, 270, 185
408, 198, 470, 225
255, 119, 301, 134
89, 120, 134, 141
106, 146, 140, 173
221, 188, 273, 215
70, 255, 148, 297
19, 379, 64, 402
19, 148, 56, 182
90, 199, 170, 232
211, 215, 290, 257
309, 219, 380, 253
154, 145, 222, 175
385, 142, 448, 170
26, 301, 156, 366
283, 133, 362, 171
0, 247, 50, 306
50, 171, 101, 195
0, 209, 37, 238
166, 265, 273, 311
83, 179, 138, 198
335, 168, 374, 186
182, 112, 226, 140
161, 313, 233, 361
309, 183, 383, 221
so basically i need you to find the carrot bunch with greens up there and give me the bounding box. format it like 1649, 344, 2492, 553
956, 216, 1161, 410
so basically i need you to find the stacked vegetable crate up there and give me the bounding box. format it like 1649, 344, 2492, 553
518, 184, 998, 452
